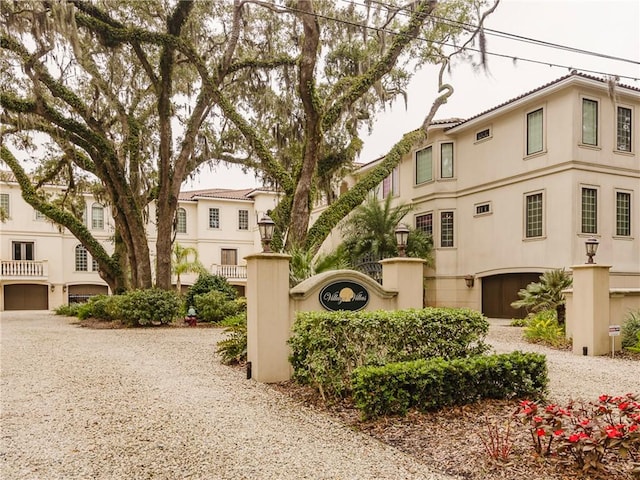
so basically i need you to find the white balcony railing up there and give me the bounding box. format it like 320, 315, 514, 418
1, 260, 48, 278
214, 264, 247, 279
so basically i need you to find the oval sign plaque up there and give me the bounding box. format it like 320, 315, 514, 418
319, 280, 370, 312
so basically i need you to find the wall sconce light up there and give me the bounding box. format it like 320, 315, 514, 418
464, 275, 475, 288
585, 237, 599, 264
62, 285, 67, 293
394, 223, 410, 257
50, 285, 55, 292
257, 214, 276, 253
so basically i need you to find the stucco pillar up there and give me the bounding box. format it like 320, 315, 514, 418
570, 264, 611, 356
245, 253, 291, 383
380, 257, 426, 310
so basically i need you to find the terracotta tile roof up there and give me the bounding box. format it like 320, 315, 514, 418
446, 72, 640, 131
178, 188, 257, 201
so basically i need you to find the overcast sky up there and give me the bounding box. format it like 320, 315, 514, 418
185, 0, 640, 190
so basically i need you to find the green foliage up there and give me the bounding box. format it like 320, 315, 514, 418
510, 318, 530, 327
621, 309, 640, 350
172, 243, 206, 292
523, 310, 570, 348
185, 273, 237, 308
117, 289, 181, 326
54, 303, 82, 317
76, 295, 121, 321
340, 195, 413, 262
511, 269, 573, 323
217, 312, 247, 365
288, 308, 490, 399
288, 244, 349, 286
352, 352, 548, 418
194, 291, 244, 323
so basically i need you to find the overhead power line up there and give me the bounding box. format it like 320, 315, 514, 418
281, 1, 640, 82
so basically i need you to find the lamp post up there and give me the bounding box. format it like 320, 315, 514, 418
394, 223, 410, 257
257, 214, 275, 253
585, 237, 599, 264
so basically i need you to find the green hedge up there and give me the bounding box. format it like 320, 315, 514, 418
288, 308, 490, 398
352, 351, 548, 418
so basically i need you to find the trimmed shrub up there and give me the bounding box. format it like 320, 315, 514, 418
194, 291, 243, 323
54, 303, 82, 317
76, 294, 121, 321
352, 351, 548, 418
185, 273, 237, 308
289, 307, 490, 398
117, 289, 181, 326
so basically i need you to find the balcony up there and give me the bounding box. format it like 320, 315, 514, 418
1, 260, 49, 280
213, 264, 247, 280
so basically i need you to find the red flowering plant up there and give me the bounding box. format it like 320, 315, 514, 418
515, 394, 640, 474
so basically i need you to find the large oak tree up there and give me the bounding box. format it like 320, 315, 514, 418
1, 0, 496, 290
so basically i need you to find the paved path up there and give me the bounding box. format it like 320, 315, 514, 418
1, 311, 453, 480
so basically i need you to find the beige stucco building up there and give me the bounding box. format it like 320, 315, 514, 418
2, 72, 639, 317
323, 72, 639, 318
0, 179, 278, 311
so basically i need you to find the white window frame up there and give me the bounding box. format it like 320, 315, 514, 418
525, 107, 545, 156
439, 210, 455, 248
440, 142, 454, 179
581, 97, 599, 147
35, 209, 46, 221
415, 212, 433, 238
524, 190, 545, 239
12, 241, 35, 261
238, 209, 249, 230
415, 146, 433, 185
580, 185, 599, 235
614, 189, 632, 238
616, 105, 633, 153
0, 193, 10, 218
91, 203, 104, 230
175, 208, 187, 234
209, 208, 220, 229
474, 202, 492, 217
475, 127, 492, 143
75, 244, 88, 272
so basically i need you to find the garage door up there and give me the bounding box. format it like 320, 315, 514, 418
67, 284, 109, 303
481, 273, 541, 319
4, 284, 49, 310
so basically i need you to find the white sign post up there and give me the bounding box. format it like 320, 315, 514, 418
609, 325, 621, 358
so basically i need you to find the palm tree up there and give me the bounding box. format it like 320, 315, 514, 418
171, 243, 206, 293
511, 269, 573, 324
288, 244, 349, 287
341, 195, 413, 262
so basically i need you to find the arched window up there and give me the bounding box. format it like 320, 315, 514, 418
175, 208, 187, 234
91, 203, 104, 230
75, 245, 88, 271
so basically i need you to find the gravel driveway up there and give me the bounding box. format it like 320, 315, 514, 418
1, 312, 638, 480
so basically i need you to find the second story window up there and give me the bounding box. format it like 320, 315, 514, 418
616, 191, 631, 237
415, 146, 433, 184
415, 213, 433, 237
617, 106, 632, 152
581, 187, 598, 234
381, 167, 399, 198
238, 209, 249, 230
12, 241, 34, 261
75, 244, 88, 271
0, 193, 10, 219
440, 143, 454, 178
526, 108, 543, 155
582, 98, 598, 146
440, 211, 454, 247
91, 203, 104, 230
209, 208, 220, 229
525, 192, 543, 238
175, 208, 187, 234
